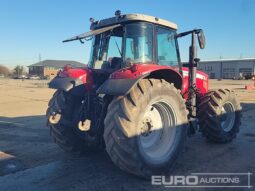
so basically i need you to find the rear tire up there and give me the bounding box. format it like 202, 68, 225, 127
104, 79, 188, 177
46, 90, 102, 154
198, 89, 242, 143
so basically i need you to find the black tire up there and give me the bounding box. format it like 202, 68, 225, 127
46, 90, 102, 154
198, 89, 242, 143
104, 79, 188, 177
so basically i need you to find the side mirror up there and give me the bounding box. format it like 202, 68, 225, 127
197, 30, 205, 49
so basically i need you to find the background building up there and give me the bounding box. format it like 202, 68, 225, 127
197, 58, 255, 79
28, 60, 85, 78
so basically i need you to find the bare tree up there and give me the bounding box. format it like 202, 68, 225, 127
13, 65, 24, 76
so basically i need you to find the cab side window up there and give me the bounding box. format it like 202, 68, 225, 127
107, 36, 122, 60
157, 27, 178, 66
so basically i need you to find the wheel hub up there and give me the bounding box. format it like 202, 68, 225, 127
138, 102, 176, 164
220, 102, 235, 132
141, 117, 153, 136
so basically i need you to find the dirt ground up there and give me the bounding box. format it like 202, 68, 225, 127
0, 79, 254, 191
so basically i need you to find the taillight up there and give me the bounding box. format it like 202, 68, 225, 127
58, 70, 69, 77
64, 65, 71, 71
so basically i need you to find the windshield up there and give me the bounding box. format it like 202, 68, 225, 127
88, 22, 154, 69
124, 23, 153, 65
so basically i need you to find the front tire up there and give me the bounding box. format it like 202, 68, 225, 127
198, 89, 242, 143
104, 79, 188, 177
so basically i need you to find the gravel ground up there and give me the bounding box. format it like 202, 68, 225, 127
0, 79, 254, 191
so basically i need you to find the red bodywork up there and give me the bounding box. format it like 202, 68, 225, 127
109, 64, 208, 99
58, 63, 208, 98
109, 63, 180, 79
181, 67, 208, 99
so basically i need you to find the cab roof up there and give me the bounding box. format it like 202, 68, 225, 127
63, 13, 178, 43
90, 13, 178, 30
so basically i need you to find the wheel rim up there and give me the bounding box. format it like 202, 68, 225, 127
138, 101, 176, 164
220, 102, 235, 132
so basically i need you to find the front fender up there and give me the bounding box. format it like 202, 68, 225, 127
48, 77, 83, 92
48, 68, 93, 95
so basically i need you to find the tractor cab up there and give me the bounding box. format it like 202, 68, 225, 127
63, 12, 180, 72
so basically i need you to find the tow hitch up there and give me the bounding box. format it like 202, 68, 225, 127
48, 111, 62, 124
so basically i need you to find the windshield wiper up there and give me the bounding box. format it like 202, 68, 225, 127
63, 24, 121, 43
113, 37, 122, 57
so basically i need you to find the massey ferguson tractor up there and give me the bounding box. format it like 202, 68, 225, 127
46, 11, 241, 177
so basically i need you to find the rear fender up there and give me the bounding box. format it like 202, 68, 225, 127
96, 64, 183, 96
48, 68, 93, 95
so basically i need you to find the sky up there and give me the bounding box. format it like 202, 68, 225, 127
0, 0, 255, 68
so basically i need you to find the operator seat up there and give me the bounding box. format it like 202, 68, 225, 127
110, 57, 122, 70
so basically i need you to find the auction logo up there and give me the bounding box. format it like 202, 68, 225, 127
151, 173, 253, 188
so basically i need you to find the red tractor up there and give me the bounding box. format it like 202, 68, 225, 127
47, 11, 241, 177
